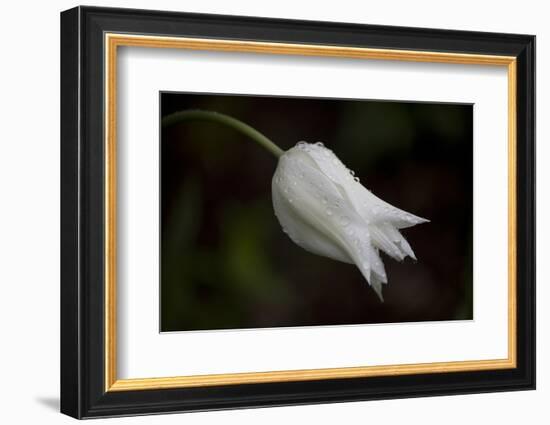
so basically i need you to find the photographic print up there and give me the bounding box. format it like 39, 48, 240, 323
160, 92, 473, 332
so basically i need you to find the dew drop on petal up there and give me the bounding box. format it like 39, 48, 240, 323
339, 216, 350, 226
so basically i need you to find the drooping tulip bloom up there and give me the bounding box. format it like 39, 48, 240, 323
162, 110, 428, 301
272, 142, 428, 301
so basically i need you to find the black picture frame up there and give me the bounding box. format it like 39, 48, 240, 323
61, 5, 535, 419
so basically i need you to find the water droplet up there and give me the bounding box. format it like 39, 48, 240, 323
339, 216, 350, 226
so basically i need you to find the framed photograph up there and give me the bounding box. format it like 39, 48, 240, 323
60, 6, 535, 419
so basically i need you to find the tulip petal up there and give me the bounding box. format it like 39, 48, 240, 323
271, 142, 428, 300
302, 143, 428, 253
272, 177, 353, 264
273, 149, 387, 293
273, 149, 356, 264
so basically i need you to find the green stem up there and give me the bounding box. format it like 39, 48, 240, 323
162, 110, 284, 158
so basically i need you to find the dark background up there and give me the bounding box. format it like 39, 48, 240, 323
160, 92, 473, 332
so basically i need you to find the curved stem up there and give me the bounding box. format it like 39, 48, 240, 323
162, 110, 284, 158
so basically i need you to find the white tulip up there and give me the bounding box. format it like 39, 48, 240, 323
163, 111, 428, 301
272, 141, 429, 301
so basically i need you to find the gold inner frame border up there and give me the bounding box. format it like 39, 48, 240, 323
104, 33, 517, 392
